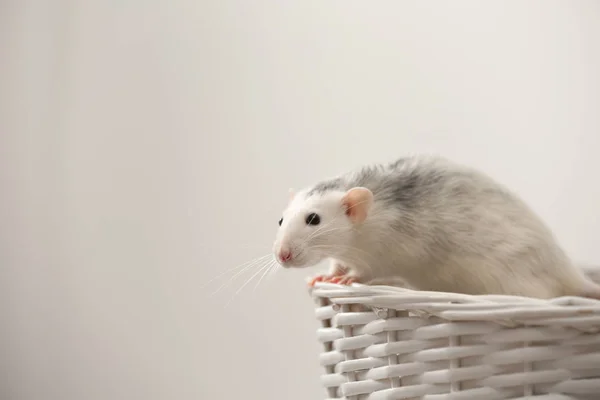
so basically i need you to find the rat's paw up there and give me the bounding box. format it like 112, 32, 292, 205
308, 275, 325, 287
330, 275, 359, 285
308, 274, 343, 287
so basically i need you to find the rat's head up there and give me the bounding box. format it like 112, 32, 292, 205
273, 186, 374, 268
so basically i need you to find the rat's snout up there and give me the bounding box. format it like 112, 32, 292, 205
278, 249, 292, 263
275, 241, 295, 266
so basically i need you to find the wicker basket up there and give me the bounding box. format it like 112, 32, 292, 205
310, 283, 600, 400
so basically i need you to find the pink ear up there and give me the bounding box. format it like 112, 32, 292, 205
288, 188, 295, 202
342, 187, 373, 224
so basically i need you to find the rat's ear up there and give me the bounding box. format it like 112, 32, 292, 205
288, 188, 295, 202
342, 187, 373, 224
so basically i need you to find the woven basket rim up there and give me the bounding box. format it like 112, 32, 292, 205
310, 283, 600, 332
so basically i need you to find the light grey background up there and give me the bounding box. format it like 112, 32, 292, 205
2, 1, 600, 399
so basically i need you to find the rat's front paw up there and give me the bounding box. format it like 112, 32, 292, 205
308, 274, 345, 287
330, 275, 359, 285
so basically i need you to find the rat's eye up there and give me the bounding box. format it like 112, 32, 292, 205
305, 213, 320, 226
278, 217, 283, 226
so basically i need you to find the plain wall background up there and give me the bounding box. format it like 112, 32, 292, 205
2, 1, 600, 399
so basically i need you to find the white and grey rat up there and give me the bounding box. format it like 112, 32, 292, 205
272, 154, 600, 299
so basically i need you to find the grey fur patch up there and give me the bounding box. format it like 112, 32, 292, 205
350, 165, 386, 188
304, 156, 478, 211
306, 177, 345, 196
387, 157, 408, 170
305, 157, 437, 208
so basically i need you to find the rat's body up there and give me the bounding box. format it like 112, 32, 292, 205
273, 155, 600, 299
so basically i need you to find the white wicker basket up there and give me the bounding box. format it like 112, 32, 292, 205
310, 283, 600, 400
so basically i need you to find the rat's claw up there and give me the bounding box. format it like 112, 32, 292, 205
338, 276, 357, 285
308, 275, 325, 287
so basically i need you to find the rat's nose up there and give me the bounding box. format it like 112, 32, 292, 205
278, 249, 293, 263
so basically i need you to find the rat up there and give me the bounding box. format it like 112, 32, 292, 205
272, 154, 600, 299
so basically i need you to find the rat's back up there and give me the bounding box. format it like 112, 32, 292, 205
334, 155, 593, 298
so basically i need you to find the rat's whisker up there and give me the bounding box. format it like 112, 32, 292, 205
235, 261, 275, 296
252, 259, 277, 292
304, 217, 338, 243
221, 261, 274, 307
305, 222, 351, 245
309, 226, 349, 239
209, 255, 272, 296
202, 254, 272, 289
265, 261, 279, 281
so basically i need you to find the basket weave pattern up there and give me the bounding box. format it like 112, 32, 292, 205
311, 283, 600, 400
